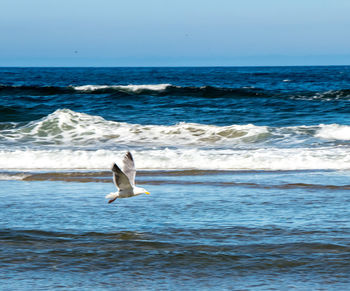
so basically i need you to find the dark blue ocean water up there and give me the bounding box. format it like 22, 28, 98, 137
1, 67, 350, 290
1, 66, 350, 126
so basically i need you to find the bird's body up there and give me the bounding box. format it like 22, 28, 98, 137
106, 151, 150, 203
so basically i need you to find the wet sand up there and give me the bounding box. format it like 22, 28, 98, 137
14, 170, 350, 191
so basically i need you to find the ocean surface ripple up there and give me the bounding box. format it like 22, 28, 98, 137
1, 67, 350, 290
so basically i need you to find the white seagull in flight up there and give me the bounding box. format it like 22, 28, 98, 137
106, 151, 150, 203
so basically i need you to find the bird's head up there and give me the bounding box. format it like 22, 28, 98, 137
142, 188, 150, 195
135, 187, 150, 196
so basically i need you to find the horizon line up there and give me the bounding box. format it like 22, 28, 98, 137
1, 64, 350, 68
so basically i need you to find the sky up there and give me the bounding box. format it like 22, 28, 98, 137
1, 0, 350, 66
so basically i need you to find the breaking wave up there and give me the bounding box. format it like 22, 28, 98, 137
0, 83, 267, 98
0, 109, 271, 147
0, 109, 349, 171
2, 83, 350, 100
315, 124, 350, 140
1, 109, 350, 148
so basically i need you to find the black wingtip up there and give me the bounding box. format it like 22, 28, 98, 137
125, 151, 134, 161
112, 163, 121, 173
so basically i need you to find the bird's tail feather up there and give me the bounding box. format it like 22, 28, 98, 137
106, 192, 118, 203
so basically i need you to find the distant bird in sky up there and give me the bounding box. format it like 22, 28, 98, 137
106, 151, 150, 203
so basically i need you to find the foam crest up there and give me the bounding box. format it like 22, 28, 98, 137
73, 84, 172, 93
316, 124, 350, 141
1, 109, 113, 146
2, 109, 350, 148
314, 89, 350, 100
0, 109, 270, 147
2, 84, 350, 101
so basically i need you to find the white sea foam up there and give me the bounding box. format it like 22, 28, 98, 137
0, 173, 29, 180
73, 84, 172, 92
0, 109, 349, 171
1, 109, 349, 148
315, 124, 350, 141
0, 147, 349, 171
0, 109, 270, 147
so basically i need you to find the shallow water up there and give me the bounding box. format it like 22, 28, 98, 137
1, 171, 350, 290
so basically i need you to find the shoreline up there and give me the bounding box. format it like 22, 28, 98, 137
0, 169, 348, 191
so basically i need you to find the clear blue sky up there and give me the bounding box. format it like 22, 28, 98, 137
1, 0, 350, 66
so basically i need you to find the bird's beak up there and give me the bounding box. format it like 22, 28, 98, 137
145, 191, 150, 195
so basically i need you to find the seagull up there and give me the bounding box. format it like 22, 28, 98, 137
105, 151, 150, 203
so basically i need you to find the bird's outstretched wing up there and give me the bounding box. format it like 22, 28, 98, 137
112, 163, 133, 191
122, 151, 136, 186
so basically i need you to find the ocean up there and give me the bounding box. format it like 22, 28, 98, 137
1, 66, 350, 290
